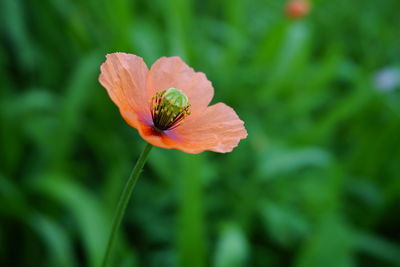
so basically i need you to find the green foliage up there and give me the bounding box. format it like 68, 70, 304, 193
1, 0, 400, 266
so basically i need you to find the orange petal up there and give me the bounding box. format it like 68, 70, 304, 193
121, 109, 178, 148
147, 57, 214, 118
169, 103, 247, 153
99, 53, 151, 122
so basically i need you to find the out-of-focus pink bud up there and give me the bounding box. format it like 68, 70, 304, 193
285, 0, 311, 19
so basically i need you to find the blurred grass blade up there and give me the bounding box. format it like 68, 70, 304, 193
1, 0, 36, 70
355, 231, 400, 265
214, 223, 249, 267
50, 51, 102, 171
30, 213, 77, 267
33, 176, 109, 267
295, 216, 355, 267
177, 153, 206, 267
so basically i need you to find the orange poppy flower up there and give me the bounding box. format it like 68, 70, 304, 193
99, 53, 247, 153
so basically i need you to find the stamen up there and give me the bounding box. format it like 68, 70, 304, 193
150, 88, 191, 131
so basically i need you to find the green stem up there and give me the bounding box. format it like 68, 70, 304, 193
101, 143, 153, 267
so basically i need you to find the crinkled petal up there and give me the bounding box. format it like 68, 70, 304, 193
99, 53, 151, 122
165, 103, 247, 153
147, 57, 214, 118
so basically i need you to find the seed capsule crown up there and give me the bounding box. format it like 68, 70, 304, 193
150, 88, 191, 131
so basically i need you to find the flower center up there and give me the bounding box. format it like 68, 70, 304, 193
150, 88, 191, 131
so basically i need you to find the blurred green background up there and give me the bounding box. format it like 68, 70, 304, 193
1, 0, 400, 266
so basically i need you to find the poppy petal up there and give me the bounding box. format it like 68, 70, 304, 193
170, 103, 248, 153
99, 53, 150, 121
121, 109, 177, 148
147, 57, 214, 118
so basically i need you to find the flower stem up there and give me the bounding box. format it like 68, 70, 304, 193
101, 143, 153, 267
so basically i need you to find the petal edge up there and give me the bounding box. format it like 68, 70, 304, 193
99, 53, 150, 120
170, 103, 248, 153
